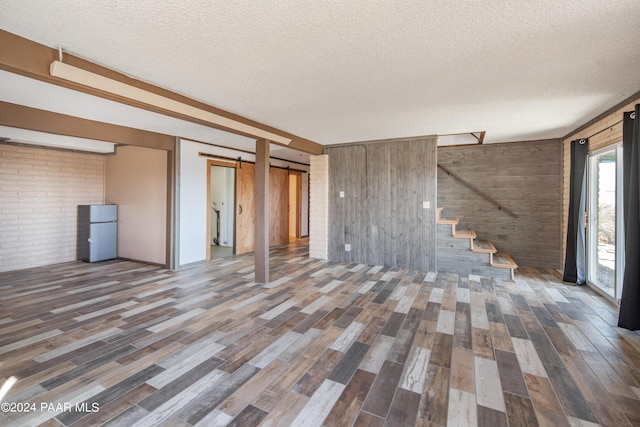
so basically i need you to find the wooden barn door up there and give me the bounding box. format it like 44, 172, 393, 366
236, 162, 255, 254
235, 163, 290, 253
269, 168, 289, 245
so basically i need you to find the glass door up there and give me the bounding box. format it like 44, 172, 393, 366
587, 144, 624, 299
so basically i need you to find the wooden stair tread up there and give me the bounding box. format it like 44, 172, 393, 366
491, 252, 518, 269
471, 239, 497, 253
436, 207, 459, 225
437, 217, 459, 225
452, 229, 476, 239
439, 206, 516, 279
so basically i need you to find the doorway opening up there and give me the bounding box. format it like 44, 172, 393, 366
586, 144, 624, 300
207, 161, 236, 260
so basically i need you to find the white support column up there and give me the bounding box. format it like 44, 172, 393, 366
309, 154, 329, 260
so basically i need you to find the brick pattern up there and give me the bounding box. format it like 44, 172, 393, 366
0, 144, 105, 272
309, 155, 329, 260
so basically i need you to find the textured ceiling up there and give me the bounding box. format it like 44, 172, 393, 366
1, 0, 639, 148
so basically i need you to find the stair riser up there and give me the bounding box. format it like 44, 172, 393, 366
437, 224, 513, 280
437, 228, 471, 247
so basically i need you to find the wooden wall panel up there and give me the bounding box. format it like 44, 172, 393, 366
561, 96, 639, 268
562, 138, 570, 269
564, 99, 639, 152
269, 168, 289, 245
236, 162, 255, 254
326, 136, 437, 271
437, 139, 563, 268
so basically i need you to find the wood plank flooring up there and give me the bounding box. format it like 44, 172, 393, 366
1, 241, 640, 426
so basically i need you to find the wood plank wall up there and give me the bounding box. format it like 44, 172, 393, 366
561, 96, 640, 267
325, 136, 437, 271
437, 139, 563, 268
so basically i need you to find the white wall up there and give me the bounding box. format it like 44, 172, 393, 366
179, 138, 309, 267
179, 140, 209, 265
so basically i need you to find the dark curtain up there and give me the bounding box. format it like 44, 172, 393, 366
563, 138, 589, 284
618, 104, 639, 330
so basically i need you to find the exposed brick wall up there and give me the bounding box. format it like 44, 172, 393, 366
0, 144, 105, 272
309, 154, 328, 260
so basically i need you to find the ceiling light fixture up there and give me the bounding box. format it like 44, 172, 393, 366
0, 126, 116, 153
49, 60, 291, 145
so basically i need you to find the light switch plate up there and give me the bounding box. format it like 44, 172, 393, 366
423, 201, 430, 209
345, 244, 351, 251
340, 191, 345, 198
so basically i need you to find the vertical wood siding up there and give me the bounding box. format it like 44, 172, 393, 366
437, 139, 563, 268
325, 137, 437, 271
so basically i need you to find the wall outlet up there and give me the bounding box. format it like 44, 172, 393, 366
423, 201, 430, 209
339, 191, 345, 198
345, 243, 351, 252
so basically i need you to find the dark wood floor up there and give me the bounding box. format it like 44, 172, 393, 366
1, 241, 639, 426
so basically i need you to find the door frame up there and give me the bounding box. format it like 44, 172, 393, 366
586, 143, 624, 302
206, 159, 237, 261
289, 170, 303, 239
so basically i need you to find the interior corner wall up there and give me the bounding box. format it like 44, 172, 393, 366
437, 139, 563, 268
105, 145, 167, 265
0, 143, 104, 272
325, 137, 437, 271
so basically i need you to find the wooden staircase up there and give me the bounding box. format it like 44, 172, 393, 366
436, 207, 518, 280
